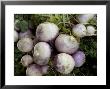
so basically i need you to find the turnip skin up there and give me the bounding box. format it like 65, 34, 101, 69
54, 53, 75, 74
14, 30, 18, 42
21, 55, 33, 67
26, 64, 49, 76
41, 65, 49, 74
72, 24, 86, 38
55, 34, 79, 54
26, 64, 42, 76
36, 22, 59, 42
19, 30, 33, 39
72, 51, 86, 67
17, 38, 33, 52
33, 42, 51, 65
77, 14, 95, 24
86, 25, 96, 36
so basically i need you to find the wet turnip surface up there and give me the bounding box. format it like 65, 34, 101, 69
55, 34, 79, 54
36, 22, 59, 42
33, 42, 51, 65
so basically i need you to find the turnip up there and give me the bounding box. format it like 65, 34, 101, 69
21, 55, 33, 67
72, 51, 86, 67
26, 64, 49, 76
26, 64, 42, 76
19, 30, 33, 39
54, 53, 75, 74
36, 22, 59, 42
41, 65, 49, 74
72, 24, 86, 38
17, 38, 33, 52
14, 30, 18, 42
86, 25, 96, 36
77, 14, 95, 24
55, 34, 79, 54
33, 42, 51, 65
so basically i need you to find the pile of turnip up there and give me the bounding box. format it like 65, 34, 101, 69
14, 14, 96, 76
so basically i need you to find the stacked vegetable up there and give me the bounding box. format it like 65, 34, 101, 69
14, 14, 97, 76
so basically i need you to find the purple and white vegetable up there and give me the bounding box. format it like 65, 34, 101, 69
14, 30, 18, 42
33, 42, 51, 65
77, 14, 95, 24
72, 24, 86, 37
26, 64, 48, 76
36, 22, 59, 42
17, 38, 33, 52
86, 25, 96, 36
55, 34, 79, 54
21, 55, 33, 67
26, 64, 42, 76
19, 30, 33, 39
54, 53, 75, 74
72, 51, 86, 67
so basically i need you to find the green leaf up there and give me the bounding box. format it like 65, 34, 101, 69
19, 20, 28, 32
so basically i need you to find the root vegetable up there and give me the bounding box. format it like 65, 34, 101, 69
54, 53, 75, 74
33, 42, 51, 65
21, 55, 33, 67
72, 51, 86, 67
26, 64, 42, 76
19, 30, 33, 39
55, 34, 79, 54
72, 24, 86, 37
77, 14, 95, 24
17, 38, 33, 52
36, 22, 59, 42
26, 64, 48, 76
86, 25, 96, 36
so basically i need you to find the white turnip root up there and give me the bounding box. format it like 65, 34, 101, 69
33, 42, 51, 65
36, 22, 59, 42
21, 55, 33, 67
17, 38, 33, 52
72, 24, 86, 38
55, 34, 79, 54
54, 53, 75, 74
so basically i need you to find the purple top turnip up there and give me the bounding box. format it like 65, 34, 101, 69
54, 53, 75, 74
19, 30, 33, 39
72, 51, 86, 67
26, 64, 48, 76
33, 42, 51, 65
55, 34, 79, 54
77, 14, 95, 24
17, 38, 33, 52
86, 25, 96, 36
72, 24, 86, 37
21, 55, 33, 67
36, 22, 59, 42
